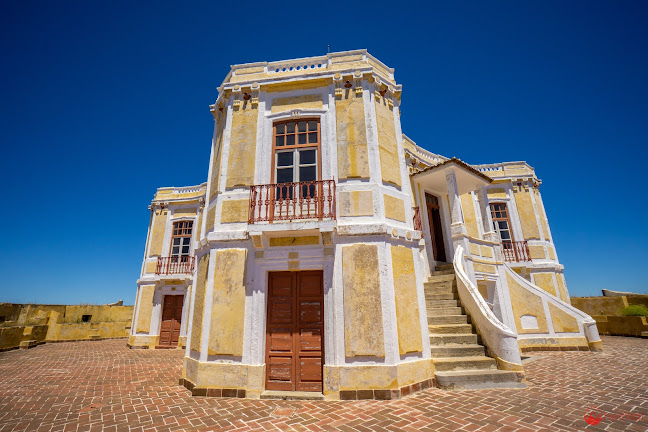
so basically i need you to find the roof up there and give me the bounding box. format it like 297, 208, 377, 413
412, 157, 493, 183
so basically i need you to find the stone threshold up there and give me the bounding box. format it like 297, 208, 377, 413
261, 390, 324, 400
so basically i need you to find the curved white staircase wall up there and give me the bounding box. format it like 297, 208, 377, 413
502, 262, 602, 351
453, 246, 523, 368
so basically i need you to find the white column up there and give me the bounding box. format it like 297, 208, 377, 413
477, 186, 498, 243
446, 170, 466, 236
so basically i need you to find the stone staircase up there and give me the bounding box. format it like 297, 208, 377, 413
426, 264, 525, 390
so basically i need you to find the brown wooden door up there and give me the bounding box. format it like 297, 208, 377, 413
426, 193, 447, 263
159, 295, 184, 348
265, 271, 324, 392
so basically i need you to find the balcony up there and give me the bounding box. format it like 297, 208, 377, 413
501, 241, 531, 262
249, 180, 336, 223
156, 256, 195, 275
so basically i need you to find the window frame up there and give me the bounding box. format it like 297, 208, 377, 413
489, 202, 515, 243
168, 220, 194, 262
271, 118, 322, 185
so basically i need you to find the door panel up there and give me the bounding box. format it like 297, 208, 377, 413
159, 295, 184, 348
265, 271, 324, 392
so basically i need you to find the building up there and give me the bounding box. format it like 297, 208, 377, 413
129, 50, 602, 400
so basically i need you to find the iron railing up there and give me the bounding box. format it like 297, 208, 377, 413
501, 241, 531, 262
156, 256, 195, 275
412, 206, 422, 231
248, 179, 336, 223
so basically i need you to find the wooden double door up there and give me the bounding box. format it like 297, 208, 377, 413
265, 271, 324, 392
158, 295, 184, 348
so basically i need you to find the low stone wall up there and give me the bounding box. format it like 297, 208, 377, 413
572, 295, 648, 337
0, 325, 49, 351
592, 315, 648, 337
571, 295, 648, 316
0, 303, 133, 351
47, 321, 131, 342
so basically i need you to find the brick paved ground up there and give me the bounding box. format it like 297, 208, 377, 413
0, 336, 646, 431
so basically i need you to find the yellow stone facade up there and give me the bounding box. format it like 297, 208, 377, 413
132, 50, 595, 400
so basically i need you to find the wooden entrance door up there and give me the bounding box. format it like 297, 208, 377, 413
426, 193, 447, 263
265, 271, 324, 392
158, 295, 183, 348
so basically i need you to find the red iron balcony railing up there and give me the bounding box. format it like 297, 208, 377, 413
156, 256, 195, 275
413, 206, 422, 231
501, 241, 531, 262
249, 179, 336, 223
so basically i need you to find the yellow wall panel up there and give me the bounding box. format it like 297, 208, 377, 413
340, 191, 374, 217
271, 94, 323, 113
487, 188, 507, 199
172, 208, 196, 219
514, 191, 541, 240
533, 272, 557, 297
391, 246, 422, 355
226, 103, 258, 188
534, 189, 552, 241
208, 249, 247, 356
473, 263, 497, 274
148, 211, 168, 257
529, 246, 546, 260
144, 261, 156, 274
556, 274, 569, 304
342, 244, 385, 357
135, 285, 155, 333
336, 91, 370, 179
374, 98, 401, 187
195, 209, 203, 240
221, 199, 249, 223
460, 193, 479, 238
549, 303, 580, 333
209, 119, 226, 202
190, 254, 210, 353
269, 236, 320, 247
383, 195, 406, 222
206, 206, 216, 233
506, 273, 549, 334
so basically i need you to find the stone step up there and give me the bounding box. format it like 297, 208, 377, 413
431, 268, 456, 276
435, 264, 454, 271
434, 370, 525, 390
260, 390, 325, 400
432, 356, 498, 372
425, 293, 456, 301
429, 333, 478, 346
428, 323, 473, 334
428, 315, 468, 325
430, 344, 485, 358
424, 285, 456, 296
426, 273, 457, 283
425, 300, 459, 308
426, 307, 463, 316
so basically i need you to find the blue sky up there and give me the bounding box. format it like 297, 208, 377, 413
1, 1, 646, 304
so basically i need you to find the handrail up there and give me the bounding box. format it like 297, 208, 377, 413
501, 240, 531, 262
156, 256, 195, 275
248, 179, 336, 223
502, 262, 601, 345
453, 245, 522, 366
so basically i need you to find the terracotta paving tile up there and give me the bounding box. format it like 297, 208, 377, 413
0, 336, 647, 430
